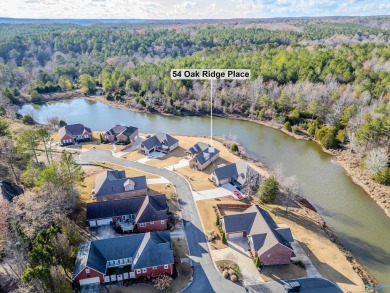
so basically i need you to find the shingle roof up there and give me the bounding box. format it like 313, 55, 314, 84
72, 231, 173, 280
105, 125, 138, 137
0, 181, 23, 202
141, 133, 178, 151
187, 142, 220, 165
94, 170, 147, 198
223, 205, 293, 255
59, 123, 92, 138
86, 195, 168, 222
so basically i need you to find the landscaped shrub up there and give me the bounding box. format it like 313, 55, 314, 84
230, 274, 238, 282
230, 143, 239, 153
222, 270, 229, 279
216, 214, 220, 226
153, 274, 172, 291
228, 269, 235, 276
221, 232, 227, 244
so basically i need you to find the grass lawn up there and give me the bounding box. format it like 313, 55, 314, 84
122, 150, 146, 161
146, 146, 187, 168
260, 264, 307, 282
172, 237, 189, 258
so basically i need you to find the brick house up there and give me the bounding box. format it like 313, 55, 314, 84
92, 170, 147, 201
104, 125, 139, 143
58, 123, 93, 146
72, 231, 174, 287
187, 142, 220, 171
86, 195, 168, 232
221, 205, 294, 265
138, 133, 179, 155
210, 161, 263, 195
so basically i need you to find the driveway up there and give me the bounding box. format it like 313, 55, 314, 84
192, 187, 234, 201
77, 149, 246, 293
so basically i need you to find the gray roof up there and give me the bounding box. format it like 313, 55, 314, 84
59, 123, 92, 138
106, 125, 138, 137
187, 142, 220, 165
223, 205, 293, 255
86, 195, 168, 222
94, 170, 147, 198
72, 231, 173, 279
141, 132, 178, 151
213, 161, 262, 194
0, 181, 23, 202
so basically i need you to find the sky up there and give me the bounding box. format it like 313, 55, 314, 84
1, 0, 390, 19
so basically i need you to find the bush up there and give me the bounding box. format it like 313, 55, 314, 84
258, 176, 279, 204
284, 121, 292, 132
153, 274, 172, 291
22, 115, 35, 125
292, 125, 298, 134
221, 232, 227, 244
254, 256, 260, 268
372, 167, 390, 186
228, 269, 235, 276
230, 274, 238, 282
59, 120, 67, 127
216, 214, 220, 226
230, 143, 239, 153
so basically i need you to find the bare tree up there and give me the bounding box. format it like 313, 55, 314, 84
0, 136, 20, 184
365, 148, 389, 176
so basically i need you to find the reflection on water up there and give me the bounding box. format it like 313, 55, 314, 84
19, 99, 390, 289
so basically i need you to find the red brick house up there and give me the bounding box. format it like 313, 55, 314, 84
221, 205, 294, 265
58, 123, 93, 146
72, 231, 174, 287
92, 170, 147, 201
104, 125, 139, 143
86, 195, 168, 233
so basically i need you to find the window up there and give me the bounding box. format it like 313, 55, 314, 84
136, 269, 141, 273
85, 268, 90, 274
153, 266, 157, 270
142, 268, 147, 273
150, 221, 154, 225
164, 265, 169, 269
161, 220, 165, 224
139, 223, 146, 227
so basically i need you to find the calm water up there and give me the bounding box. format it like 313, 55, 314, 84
20, 99, 390, 289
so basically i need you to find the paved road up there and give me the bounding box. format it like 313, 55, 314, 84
77, 149, 246, 293
247, 277, 344, 293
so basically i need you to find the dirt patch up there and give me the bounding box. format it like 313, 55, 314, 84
122, 150, 146, 161
260, 264, 307, 282
219, 207, 248, 216
197, 197, 242, 250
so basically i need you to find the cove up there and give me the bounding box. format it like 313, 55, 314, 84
19, 98, 390, 290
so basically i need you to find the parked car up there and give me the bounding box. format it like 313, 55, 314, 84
233, 190, 242, 199
284, 281, 301, 291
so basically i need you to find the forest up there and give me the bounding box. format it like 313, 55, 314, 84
0, 17, 389, 291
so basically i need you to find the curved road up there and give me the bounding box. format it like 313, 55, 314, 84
77, 149, 245, 293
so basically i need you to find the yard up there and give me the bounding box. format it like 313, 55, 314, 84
196, 197, 242, 250
260, 264, 307, 282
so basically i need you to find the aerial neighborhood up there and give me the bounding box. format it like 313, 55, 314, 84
54, 123, 300, 290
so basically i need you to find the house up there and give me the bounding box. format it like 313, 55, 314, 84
72, 231, 174, 287
93, 170, 147, 201
138, 133, 179, 155
0, 181, 23, 202
221, 205, 294, 265
104, 125, 139, 143
187, 142, 220, 171
86, 195, 168, 232
58, 123, 93, 146
210, 161, 263, 195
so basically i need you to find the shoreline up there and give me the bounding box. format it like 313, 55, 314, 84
39, 92, 390, 220
36, 92, 390, 219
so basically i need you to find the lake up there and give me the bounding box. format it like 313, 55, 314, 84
20, 99, 390, 290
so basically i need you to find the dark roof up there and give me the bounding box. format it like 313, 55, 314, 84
86, 195, 168, 222
0, 181, 23, 202
59, 123, 92, 138
187, 142, 220, 165
141, 133, 178, 151
72, 231, 173, 279
223, 205, 293, 255
94, 170, 147, 198
106, 125, 138, 137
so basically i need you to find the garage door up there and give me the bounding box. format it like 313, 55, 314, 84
96, 219, 112, 226
79, 277, 100, 286
228, 232, 243, 239
89, 220, 97, 227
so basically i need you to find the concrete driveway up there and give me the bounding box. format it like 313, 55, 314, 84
77, 149, 246, 293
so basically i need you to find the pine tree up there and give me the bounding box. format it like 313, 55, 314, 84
221, 232, 227, 244
100, 133, 103, 143
216, 214, 220, 226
